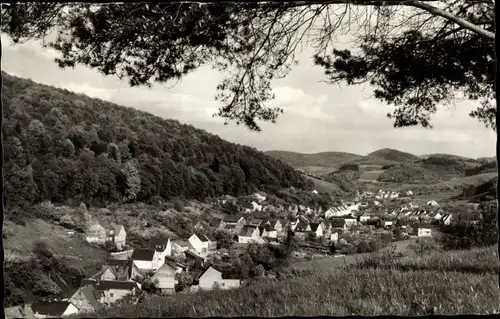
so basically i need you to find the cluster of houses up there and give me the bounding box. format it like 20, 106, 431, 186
22, 191, 460, 318
26, 231, 245, 318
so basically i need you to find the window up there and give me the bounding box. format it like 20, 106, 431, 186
110, 293, 114, 298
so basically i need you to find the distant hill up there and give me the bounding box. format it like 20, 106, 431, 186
417, 154, 482, 178
377, 163, 440, 184
367, 148, 421, 163
2, 72, 311, 214
265, 150, 363, 168
458, 176, 498, 202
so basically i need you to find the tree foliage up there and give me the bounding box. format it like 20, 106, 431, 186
2, 72, 311, 212
1, 1, 495, 131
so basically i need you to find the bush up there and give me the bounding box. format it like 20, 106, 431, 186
409, 239, 440, 255
369, 239, 383, 252
439, 203, 498, 250
356, 241, 371, 253
381, 233, 393, 245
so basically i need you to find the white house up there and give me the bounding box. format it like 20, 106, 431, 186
406, 190, 413, 196
109, 223, 127, 250
309, 222, 324, 238
251, 201, 263, 211
325, 206, 352, 219
383, 220, 394, 227
31, 301, 79, 318
259, 224, 278, 239
131, 249, 164, 272
197, 266, 241, 290
172, 240, 192, 256
330, 232, 339, 243
441, 214, 453, 225
358, 214, 371, 223
238, 225, 262, 243
254, 193, 267, 203
95, 280, 140, 305
188, 233, 217, 257
289, 218, 300, 231
414, 224, 432, 237
149, 235, 172, 260
341, 215, 358, 227
150, 263, 178, 295
312, 190, 319, 194
427, 200, 440, 207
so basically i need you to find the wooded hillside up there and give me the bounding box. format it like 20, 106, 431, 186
2, 72, 312, 212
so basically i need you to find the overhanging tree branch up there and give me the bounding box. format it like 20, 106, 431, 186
178, 0, 495, 39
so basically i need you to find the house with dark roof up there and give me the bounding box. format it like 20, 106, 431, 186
238, 225, 262, 243
31, 301, 79, 318
149, 235, 172, 261
131, 248, 164, 272
103, 259, 134, 281
294, 220, 311, 232
185, 250, 205, 269
248, 218, 265, 227
258, 224, 277, 239
309, 222, 324, 238
269, 219, 283, 233
165, 256, 188, 273
94, 281, 140, 305
330, 218, 347, 231
209, 217, 225, 229
188, 233, 217, 257
339, 215, 358, 227
65, 285, 104, 314
223, 216, 246, 234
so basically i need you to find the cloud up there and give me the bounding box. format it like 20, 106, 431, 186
1, 37, 495, 158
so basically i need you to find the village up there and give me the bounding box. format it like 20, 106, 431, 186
26, 188, 457, 318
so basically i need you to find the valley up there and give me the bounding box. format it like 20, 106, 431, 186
2, 72, 498, 318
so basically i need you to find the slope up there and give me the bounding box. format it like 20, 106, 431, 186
265, 150, 363, 175
367, 148, 421, 163
2, 72, 311, 214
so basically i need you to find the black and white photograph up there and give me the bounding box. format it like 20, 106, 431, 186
1, 1, 498, 317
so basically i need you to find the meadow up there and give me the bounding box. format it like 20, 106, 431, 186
90, 245, 499, 317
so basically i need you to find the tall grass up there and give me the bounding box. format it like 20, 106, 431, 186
89, 246, 499, 317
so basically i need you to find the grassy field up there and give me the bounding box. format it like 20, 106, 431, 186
359, 170, 385, 181
2, 219, 108, 262
297, 165, 339, 176
304, 175, 343, 194
435, 172, 497, 187
90, 245, 499, 317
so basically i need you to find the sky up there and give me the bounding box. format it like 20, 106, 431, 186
1, 32, 496, 159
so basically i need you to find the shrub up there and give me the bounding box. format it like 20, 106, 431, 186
368, 239, 383, 252
381, 233, 393, 245
409, 239, 440, 255
356, 241, 371, 253
439, 203, 498, 250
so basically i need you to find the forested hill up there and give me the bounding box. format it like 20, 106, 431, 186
2, 72, 311, 210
